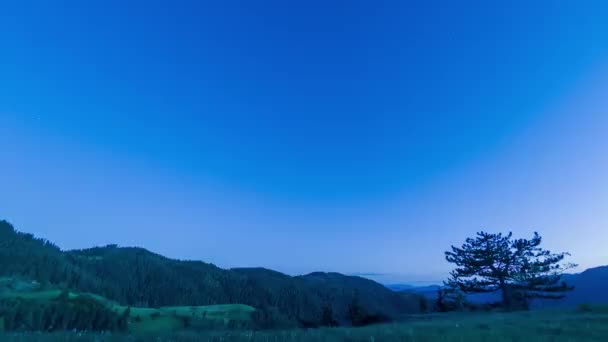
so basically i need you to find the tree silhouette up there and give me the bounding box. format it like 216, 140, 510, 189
445, 231, 576, 310
435, 287, 465, 312
320, 305, 338, 327
346, 292, 366, 326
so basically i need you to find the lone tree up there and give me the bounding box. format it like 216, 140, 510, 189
445, 231, 576, 310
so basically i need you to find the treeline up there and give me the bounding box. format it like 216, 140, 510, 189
0, 220, 424, 331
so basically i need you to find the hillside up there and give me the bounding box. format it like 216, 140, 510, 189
297, 272, 424, 323
534, 266, 608, 309
0, 278, 255, 333
0, 220, 423, 329
385, 283, 415, 291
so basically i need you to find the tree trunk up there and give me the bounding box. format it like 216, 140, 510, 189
500, 280, 512, 311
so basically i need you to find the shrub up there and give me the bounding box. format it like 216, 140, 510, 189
577, 303, 593, 312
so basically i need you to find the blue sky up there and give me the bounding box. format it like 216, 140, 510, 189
1, 1, 608, 282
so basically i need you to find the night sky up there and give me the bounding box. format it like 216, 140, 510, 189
1, 1, 607, 282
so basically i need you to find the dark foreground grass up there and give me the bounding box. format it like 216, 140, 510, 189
1, 309, 607, 341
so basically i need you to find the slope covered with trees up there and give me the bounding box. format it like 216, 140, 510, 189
297, 272, 425, 323
0, 220, 424, 331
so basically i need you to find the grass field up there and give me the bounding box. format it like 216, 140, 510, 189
2, 279, 607, 340
0, 283, 256, 335
116, 304, 256, 334
1, 307, 607, 341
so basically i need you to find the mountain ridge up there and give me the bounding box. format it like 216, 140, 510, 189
0, 220, 424, 327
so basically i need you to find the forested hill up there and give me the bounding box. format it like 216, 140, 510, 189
0, 220, 424, 327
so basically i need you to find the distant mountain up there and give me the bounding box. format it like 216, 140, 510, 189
535, 266, 608, 309
0, 220, 424, 327
391, 266, 608, 309
405, 285, 443, 299
385, 284, 415, 292
394, 284, 501, 306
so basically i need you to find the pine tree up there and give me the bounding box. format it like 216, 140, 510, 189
445, 231, 576, 310
320, 305, 338, 327
347, 292, 367, 326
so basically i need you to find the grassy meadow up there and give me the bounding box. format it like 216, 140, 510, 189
0, 281, 256, 335
124, 304, 255, 334
1, 307, 607, 341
